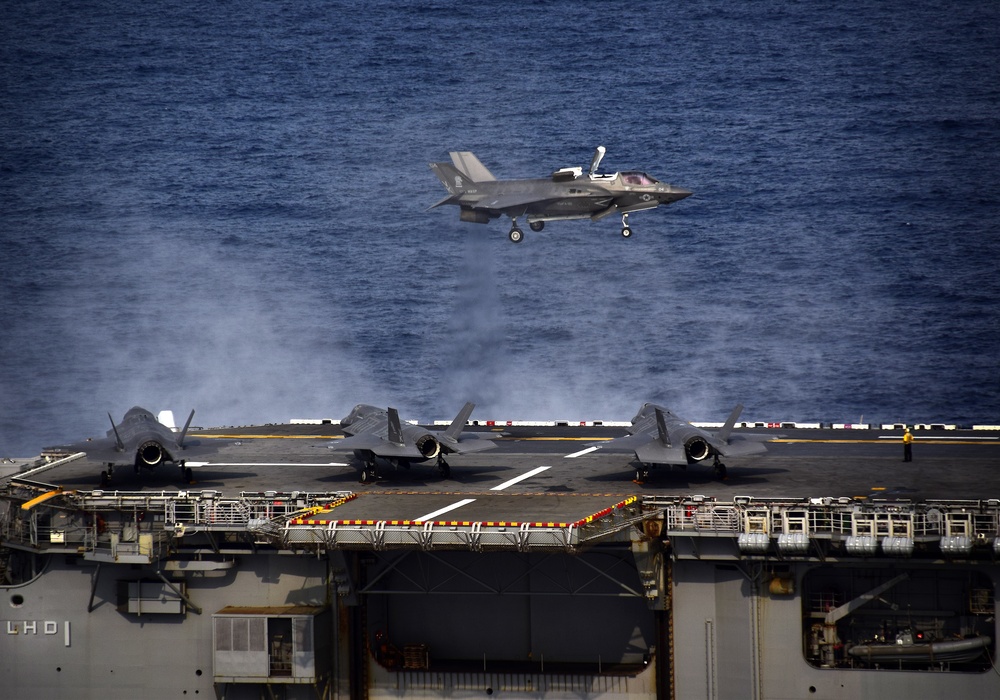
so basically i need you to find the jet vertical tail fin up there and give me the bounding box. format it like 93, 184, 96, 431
450, 152, 495, 182
108, 412, 125, 451
716, 404, 744, 444
387, 408, 404, 445
429, 162, 473, 196
654, 408, 671, 446
178, 410, 195, 448
444, 402, 476, 441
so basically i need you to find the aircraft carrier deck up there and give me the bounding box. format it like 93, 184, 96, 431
2, 418, 1000, 699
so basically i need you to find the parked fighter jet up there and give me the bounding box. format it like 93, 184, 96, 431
591, 404, 773, 482
429, 146, 692, 242
328, 403, 496, 482
48, 406, 201, 486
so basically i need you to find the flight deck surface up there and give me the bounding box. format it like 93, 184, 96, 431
20, 423, 1000, 521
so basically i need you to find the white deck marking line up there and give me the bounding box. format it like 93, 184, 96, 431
415, 498, 477, 522
185, 462, 349, 467
565, 446, 600, 458
491, 466, 551, 491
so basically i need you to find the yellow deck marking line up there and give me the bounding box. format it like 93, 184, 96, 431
772, 438, 997, 445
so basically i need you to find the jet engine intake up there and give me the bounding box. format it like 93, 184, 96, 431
138, 441, 165, 466
684, 436, 711, 462
415, 434, 441, 459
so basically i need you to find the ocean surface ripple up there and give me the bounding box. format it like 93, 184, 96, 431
2, 1, 999, 454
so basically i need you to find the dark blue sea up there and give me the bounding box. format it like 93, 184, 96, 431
3, 0, 999, 456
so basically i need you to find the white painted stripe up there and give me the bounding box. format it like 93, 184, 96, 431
415, 498, 477, 522
565, 446, 600, 458
491, 466, 551, 491
185, 462, 350, 467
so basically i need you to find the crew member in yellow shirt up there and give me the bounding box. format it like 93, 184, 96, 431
902, 428, 914, 462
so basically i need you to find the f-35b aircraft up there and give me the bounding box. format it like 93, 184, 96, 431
329, 402, 497, 482
591, 403, 774, 483
49, 406, 202, 486
429, 146, 692, 242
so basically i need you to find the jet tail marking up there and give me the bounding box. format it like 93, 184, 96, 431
717, 404, 744, 444
444, 402, 476, 441
387, 407, 404, 445
430, 162, 471, 195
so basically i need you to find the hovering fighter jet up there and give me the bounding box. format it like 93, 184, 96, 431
47, 406, 202, 486
429, 146, 692, 242
328, 403, 496, 483
591, 404, 774, 483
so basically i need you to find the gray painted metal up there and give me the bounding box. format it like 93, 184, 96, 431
3, 422, 1000, 698
429, 147, 692, 241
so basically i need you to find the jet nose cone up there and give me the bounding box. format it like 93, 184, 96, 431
659, 186, 692, 203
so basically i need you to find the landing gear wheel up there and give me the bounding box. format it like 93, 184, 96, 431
714, 462, 728, 480
529, 221, 544, 232
438, 462, 451, 479
360, 467, 373, 484
100, 470, 110, 487
634, 466, 648, 484
509, 227, 524, 243
183, 466, 194, 484
621, 213, 632, 238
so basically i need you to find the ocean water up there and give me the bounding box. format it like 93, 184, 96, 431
2, 0, 999, 455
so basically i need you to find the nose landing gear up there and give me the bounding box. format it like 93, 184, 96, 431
621, 213, 633, 238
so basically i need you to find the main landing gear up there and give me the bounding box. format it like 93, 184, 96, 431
632, 459, 728, 485
713, 457, 728, 480
98, 461, 195, 486
357, 455, 452, 483
634, 464, 649, 485
438, 455, 451, 479
508, 218, 544, 242
621, 213, 633, 238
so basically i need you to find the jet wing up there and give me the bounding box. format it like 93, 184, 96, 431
326, 433, 426, 459
708, 434, 772, 457
440, 433, 497, 455
339, 410, 391, 439
635, 442, 690, 465
590, 433, 688, 464
50, 436, 121, 462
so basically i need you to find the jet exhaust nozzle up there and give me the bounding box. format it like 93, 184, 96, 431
416, 435, 441, 459
685, 437, 711, 462
138, 441, 165, 466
